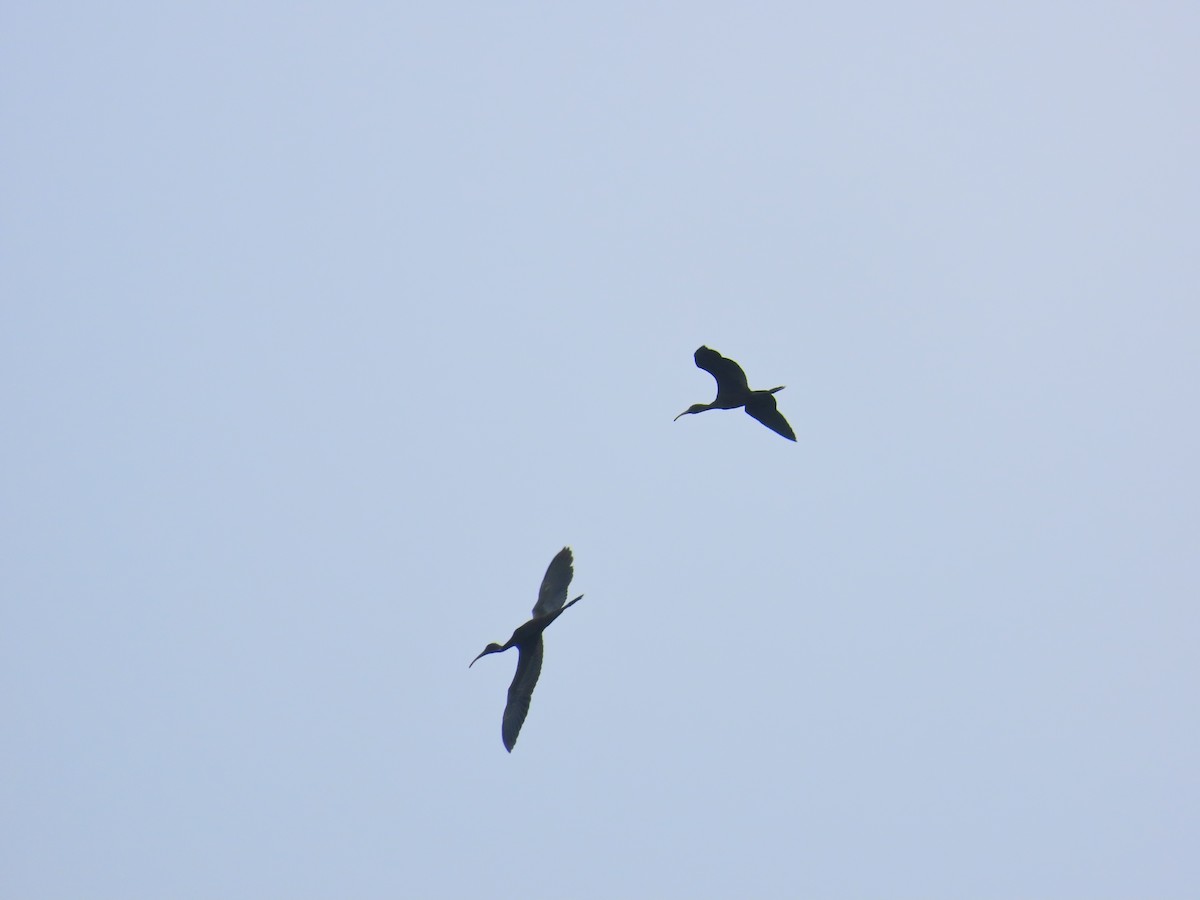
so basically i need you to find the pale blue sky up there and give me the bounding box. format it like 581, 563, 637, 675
3, 3, 1198, 898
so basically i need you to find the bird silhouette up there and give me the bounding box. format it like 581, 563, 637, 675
675, 346, 796, 441
470, 546, 583, 752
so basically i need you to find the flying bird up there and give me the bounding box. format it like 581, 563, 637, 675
470, 546, 583, 752
675, 345, 796, 441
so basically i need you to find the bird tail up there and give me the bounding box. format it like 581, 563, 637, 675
564, 594, 583, 610
767, 385, 785, 394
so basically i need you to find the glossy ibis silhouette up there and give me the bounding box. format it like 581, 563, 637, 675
675, 345, 796, 441
470, 546, 583, 752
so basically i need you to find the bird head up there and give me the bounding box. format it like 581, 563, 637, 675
674, 404, 708, 421
469, 642, 505, 667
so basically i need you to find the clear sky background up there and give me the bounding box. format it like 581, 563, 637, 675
3, 3, 1198, 898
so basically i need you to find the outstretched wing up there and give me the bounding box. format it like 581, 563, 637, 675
694, 346, 749, 403
745, 393, 797, 441
502, 636, 544, 752
532, 546, 574, 617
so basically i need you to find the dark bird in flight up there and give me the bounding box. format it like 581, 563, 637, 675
675, 346, 796, 441
470, 546, 583, 752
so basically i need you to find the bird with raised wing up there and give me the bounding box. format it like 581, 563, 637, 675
675, 345, 796, 441
470, 546, 583, 752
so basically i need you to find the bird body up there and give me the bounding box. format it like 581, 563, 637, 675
675, 345, 796, 441
471, 547, 583, 752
